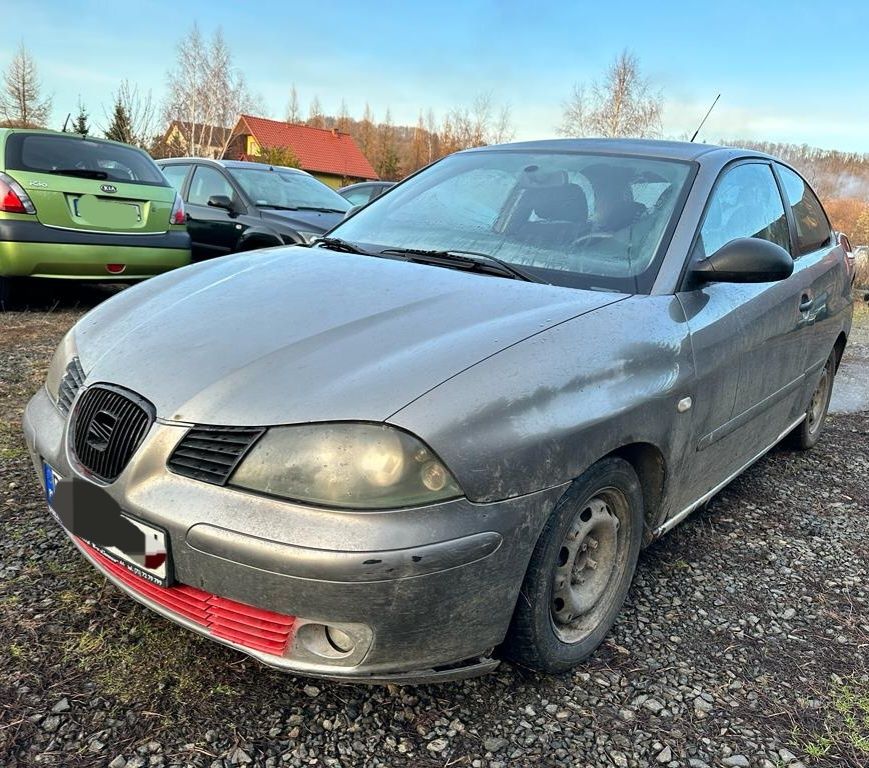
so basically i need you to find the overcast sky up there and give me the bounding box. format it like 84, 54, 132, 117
3, 0, 869, 152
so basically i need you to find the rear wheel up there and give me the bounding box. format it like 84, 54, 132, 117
789, 350, 836, 450
503, 457, 643, 673
0, 276, 12, 311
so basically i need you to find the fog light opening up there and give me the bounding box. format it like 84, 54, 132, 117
325, 626, 355, 654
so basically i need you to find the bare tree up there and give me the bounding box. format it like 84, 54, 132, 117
307, 96, 324, 128
439, 93, 515, 153
336, 98, 351, 132
559, 50, 663, 138
0, 43, 52, 127
102, 80, 156, 148
164, 24, 260, 156
286, 84, 300, 123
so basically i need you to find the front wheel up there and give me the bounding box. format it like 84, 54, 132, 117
788, 350, 836, 450
503, 457, 643, 673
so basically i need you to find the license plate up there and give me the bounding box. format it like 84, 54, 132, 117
43, 463, 171, 586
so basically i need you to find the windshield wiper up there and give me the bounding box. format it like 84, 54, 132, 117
315, 237, 371, 255
261, 204, 345, 213
294, 205, 347, 213
49, 168, 109, 180
378, 247, 541, 283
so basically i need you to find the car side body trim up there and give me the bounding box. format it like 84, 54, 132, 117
697, 373, 806, 450
654, 413, 806, 538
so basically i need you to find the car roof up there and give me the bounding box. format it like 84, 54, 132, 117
156, 157, 311, 176
0, 126, 148, 151
465, 138, 774, 163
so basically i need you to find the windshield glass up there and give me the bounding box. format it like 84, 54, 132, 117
331, 150, 693, 292
6, 133, 167, 186
229, 166, 351, 212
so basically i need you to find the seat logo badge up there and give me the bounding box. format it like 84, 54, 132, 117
86, 410, 118, 452
100, 184, 118, 194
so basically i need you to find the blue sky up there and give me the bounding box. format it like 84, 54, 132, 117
3, 0, 869, 151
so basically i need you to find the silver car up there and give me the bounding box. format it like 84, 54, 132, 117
23, 139, 852, 683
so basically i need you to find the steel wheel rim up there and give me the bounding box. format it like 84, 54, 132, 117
550, 487, 629, 644
807, 365, 830, 435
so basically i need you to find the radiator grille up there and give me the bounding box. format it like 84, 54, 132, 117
71, 385, 154, 483
81, 540, 295, 656
167, 426, 264, 485
57, 357, 86, 415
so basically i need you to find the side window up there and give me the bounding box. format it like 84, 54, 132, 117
188, 166, 234, 206
160, 164, 191, 196
343, 188, 371, 206
775, 164, 832, 254
696, 163, 791, 260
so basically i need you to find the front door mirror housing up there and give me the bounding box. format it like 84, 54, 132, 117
207, 194, 235, 212
690, 237, 794, 284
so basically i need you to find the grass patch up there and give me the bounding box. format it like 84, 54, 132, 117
62, 605, 243, 716
792, 675, 869, 763
0, 420, 27, 460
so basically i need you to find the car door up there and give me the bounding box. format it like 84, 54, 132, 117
676, 161, 806, 495
184, 165, 246, 259
773, 163, 846, 383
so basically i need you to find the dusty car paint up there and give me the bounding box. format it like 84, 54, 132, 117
23, 139, 853, 682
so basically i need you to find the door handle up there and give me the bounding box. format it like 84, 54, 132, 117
799, 294, 813, 312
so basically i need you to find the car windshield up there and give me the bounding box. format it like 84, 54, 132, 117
5, 133, 167, 186
229, 167, 351, 212
330, 150, 694, 292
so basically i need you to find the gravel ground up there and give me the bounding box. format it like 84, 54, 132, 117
1, 284, 867, 768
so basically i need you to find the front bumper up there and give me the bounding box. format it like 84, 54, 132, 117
23, 385, 564, 683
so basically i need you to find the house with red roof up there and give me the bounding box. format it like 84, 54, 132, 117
224, 115, 378, 188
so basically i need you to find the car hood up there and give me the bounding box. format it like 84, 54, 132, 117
74, 247, 626, 425
259, 208, 345, 235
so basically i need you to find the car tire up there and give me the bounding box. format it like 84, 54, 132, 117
788, 350, 836, 450
0, 276, 12, 312
502, 457, 644, 673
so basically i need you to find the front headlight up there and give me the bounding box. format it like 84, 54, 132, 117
230, 423, 463, 509
44, 329, 78, 402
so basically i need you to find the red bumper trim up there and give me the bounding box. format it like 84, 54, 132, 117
79, 539, 296, 657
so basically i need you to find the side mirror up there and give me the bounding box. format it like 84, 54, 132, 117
343, 204, 363, 219
207, 194, 235, 212
690, 237, 794, 284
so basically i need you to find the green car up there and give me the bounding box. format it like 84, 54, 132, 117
0, 129, 191, 308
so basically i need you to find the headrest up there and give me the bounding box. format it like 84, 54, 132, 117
525, 183, 589, 224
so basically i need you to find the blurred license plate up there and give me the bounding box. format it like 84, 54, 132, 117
43, 462, 170, 586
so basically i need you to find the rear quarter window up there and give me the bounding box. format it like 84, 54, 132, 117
775, 163, 832, 254
5, 133, 167, 186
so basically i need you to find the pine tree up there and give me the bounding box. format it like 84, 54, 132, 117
71, 99, 89, 136
103, 97, 134, 144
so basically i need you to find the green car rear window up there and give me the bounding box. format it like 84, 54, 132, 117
5, 133, 167, 187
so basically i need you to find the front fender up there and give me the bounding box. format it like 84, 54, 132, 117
389, 296, 695, 510
237, 227, 286, 251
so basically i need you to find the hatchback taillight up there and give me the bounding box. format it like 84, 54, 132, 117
0, 172, 36, 214
170, 193, 186, 225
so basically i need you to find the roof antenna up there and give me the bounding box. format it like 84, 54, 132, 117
61, 113, 71, 133
690, 94, 720, 143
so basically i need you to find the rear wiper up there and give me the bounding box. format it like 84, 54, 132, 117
49, 168, 109, 180
378, 247, 541, 283
315, 237, 371, 255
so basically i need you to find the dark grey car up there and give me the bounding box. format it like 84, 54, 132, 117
24, 139, 852, 683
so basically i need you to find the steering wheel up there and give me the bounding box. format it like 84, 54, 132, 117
572, 233, 616, 249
